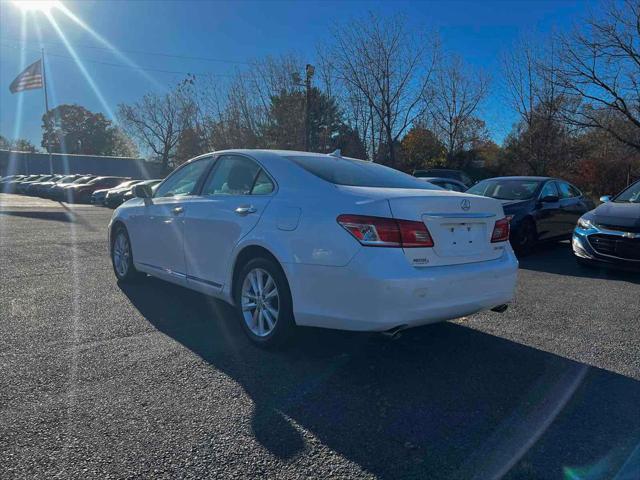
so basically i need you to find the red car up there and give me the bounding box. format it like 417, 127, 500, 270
63, 176, 130, 203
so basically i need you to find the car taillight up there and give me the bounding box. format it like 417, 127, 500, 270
491, 218, 510, 243
337, 214, 434, 248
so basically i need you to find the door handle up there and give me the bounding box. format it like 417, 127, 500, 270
235, 205, 257, 216
172, 206, 184, 215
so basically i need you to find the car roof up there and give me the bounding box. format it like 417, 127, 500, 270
420, 168, 462, 173
190, 149, 364, 162
480, 176, 555, 182
420, 177, 465, 183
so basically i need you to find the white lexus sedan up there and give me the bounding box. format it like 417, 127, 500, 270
109, 150, 518, 347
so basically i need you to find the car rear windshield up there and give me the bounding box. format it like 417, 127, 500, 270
467, 179, 541, 200
288, 155, 437, 189
614, 181, 640, 203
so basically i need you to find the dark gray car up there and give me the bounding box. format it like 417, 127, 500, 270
573, 180, 640, 267
468, 176, 594, 255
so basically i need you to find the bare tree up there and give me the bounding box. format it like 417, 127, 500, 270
317, 47, 375, 159
198, 72, 265, 150
502, 37, 540, 129
501, 37, 571, 175
249, 54, 303, 109
553, 0, 640, 150
117, 80, 197, 172
329, 13, 437, 166
427, 55, 489, 163
196, 55, 307, 151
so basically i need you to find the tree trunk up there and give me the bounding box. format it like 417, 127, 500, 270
162, 148, 170, 175
386, 123, 395, 168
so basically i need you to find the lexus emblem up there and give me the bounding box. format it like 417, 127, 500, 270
460, 199, 471, 211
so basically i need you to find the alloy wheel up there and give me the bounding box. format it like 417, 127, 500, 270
241, 268, 280, 337
112, 232, 130, 278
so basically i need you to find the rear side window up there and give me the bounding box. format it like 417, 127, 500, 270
251, 170, 274, 195
557, 181, 580, 199
540, 181, 559, 198
288, 155, 436, 189
569, 184, 582, 197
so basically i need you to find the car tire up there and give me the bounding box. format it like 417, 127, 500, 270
513, 219, 537, 256
234, 256, 295, 348
111, 225, 144, 283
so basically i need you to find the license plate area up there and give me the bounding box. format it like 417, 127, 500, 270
433, 221, 486, 256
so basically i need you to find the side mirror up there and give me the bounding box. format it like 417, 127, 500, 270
599, 195, 611, 203
540, 195, 559, 203
133, 184, 153, 199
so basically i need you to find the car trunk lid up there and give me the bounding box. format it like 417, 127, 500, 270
338, 186, 508, 267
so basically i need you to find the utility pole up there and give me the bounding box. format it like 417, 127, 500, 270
304, 64, 315, 151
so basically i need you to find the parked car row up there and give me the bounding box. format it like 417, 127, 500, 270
0, 173, 161, 207
95, 179, 162, 208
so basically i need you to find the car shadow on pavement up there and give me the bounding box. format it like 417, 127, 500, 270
0, 210, 77, 223
519, 241, 640, 284
0, 206, 98, 231
120, 278, 640, 480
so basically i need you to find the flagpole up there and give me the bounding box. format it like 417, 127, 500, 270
41, 48, 53, 174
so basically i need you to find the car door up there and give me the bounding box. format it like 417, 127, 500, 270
130, 156, 213, 285
535, 181, 563, 240
183, 154, 276, 293
557, 181, 585, 235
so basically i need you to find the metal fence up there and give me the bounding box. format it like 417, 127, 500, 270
0, 150, 164, 179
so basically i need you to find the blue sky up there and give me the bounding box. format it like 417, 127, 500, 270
0, 0, 591, 150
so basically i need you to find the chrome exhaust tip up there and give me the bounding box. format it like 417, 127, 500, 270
491, 304, 509, 313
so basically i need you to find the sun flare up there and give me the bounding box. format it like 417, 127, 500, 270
12, 0, 61, 13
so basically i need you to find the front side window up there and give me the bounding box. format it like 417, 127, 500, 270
154, 158, 212, 198
201, 155, 262, 196
557, 182, 577, 199
614, 181, 640, 203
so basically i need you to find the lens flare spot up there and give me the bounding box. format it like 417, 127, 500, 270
12, 0, 61, 12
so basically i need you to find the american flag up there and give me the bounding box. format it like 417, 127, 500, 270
9, 60, 43, 94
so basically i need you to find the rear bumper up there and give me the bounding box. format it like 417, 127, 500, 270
285, 246, 518, 331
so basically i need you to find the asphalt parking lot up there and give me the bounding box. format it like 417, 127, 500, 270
1, 193, 639, 480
